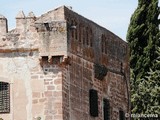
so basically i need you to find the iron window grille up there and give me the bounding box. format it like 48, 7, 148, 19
0, 82, 10, 113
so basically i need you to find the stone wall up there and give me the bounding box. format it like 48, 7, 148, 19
0, 52, 64, 120
0, 6, 130, 120
62, 6, 130, 120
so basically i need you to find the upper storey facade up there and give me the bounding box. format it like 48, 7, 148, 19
0, 6, 128, 64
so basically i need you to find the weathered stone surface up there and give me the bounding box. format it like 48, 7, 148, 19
0, 6, 130, 120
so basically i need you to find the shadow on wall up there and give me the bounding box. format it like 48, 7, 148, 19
39, 56, 71, 74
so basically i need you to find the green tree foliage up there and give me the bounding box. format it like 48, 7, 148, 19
127, 0, 160, 115
131, 48, 160, 114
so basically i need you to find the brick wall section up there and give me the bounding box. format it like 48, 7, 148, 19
64, 54, 129, 120
62, 6, 130, 120
31, 62, 63, 120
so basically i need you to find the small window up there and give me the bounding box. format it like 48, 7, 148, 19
103, 99, 110, 120
44, 23, 50, 31
79, 25, 82, 43
83, 28, 86, 45
89, 89, 98, 117
101, 34, 107, 54
0, 82, 10, 113
52, 56, 63, 64
42, 56, 48, 62
75, 23, 78, 40
119, 110, 125, 120
86, 27, 89, 46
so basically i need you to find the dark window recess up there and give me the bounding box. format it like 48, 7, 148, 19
105, 41, 107, 54
103, 99, 110, 120
89, 29, 93, 47
75, 25, 78, 40
119, 110, 125, 120
42, 56, 48, 61
41, 56, 48, 64
44, 23, 50, 31
40, 56, 63, 65
101, 41, 104, 53
0, 82, 10, 113
89, 89, 98, 117
39, 56, 48, 67
101, 34, 107, 53
83, 28, 86, 45
90, 35, 93, 47
79, 27, 82, 43
52, 56, 63, 64
94, 64, 108, 80
86, 33, 89, 45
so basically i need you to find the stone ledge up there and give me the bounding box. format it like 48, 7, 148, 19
0, 48, 38, 53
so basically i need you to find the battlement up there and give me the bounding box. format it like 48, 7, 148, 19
0, 9, 68, 71
0, 5, 127, 62
0, 7, 67, 59
0, 11, 36, 51
0, 11, 39, 52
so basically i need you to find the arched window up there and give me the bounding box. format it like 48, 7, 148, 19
86, 27, 93, 47
71, 20, 78, 41
79, 24, 82, 43
89, 28, 93, 47
0, 82, 10, 113
101, 34, 107, 54
83, 27, 86, 45
86, 27, 89, 46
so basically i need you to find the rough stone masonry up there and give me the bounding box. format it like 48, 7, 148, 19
0, 6, 130, 120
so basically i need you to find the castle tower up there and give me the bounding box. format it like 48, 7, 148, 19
16, 11, 26, 32
0, 14, 8, 36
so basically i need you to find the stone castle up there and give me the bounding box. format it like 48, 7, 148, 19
0, 6, 130, 120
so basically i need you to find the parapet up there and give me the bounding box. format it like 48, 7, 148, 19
15, 11, 37, 33
0, 11, 39, 52
0, 8, 67, 57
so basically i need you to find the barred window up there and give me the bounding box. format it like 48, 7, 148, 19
0, 82, 10, 113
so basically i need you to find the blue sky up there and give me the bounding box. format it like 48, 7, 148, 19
0, 0, 138, 40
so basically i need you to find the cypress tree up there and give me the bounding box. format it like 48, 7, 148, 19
127, 0, 160, 114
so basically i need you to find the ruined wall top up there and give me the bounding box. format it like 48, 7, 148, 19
0, 6, 69, 58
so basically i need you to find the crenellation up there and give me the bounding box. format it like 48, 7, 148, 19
16, 11, 26, 32
26, 12, 37, 32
